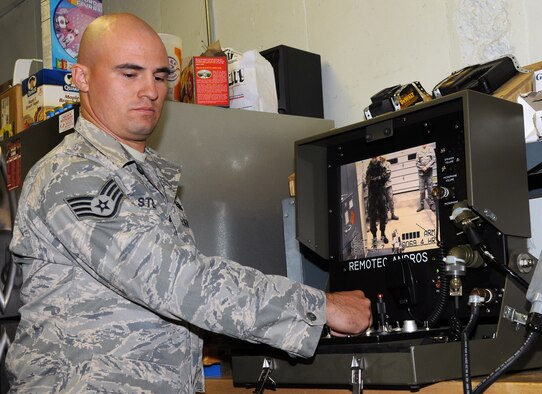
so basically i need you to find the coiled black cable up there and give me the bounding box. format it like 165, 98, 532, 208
448, 311, 462, 342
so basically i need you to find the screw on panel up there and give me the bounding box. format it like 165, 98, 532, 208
517, 253, 535, 274
483, 209, 497, 222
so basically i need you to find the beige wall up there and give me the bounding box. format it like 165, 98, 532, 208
2, 0, 542, 126
0, 0, 41, 82
102, 0, 542, 127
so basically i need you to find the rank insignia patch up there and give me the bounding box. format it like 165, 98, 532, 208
65, 179, 125, 220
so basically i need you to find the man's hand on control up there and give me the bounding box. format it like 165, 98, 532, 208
325, 290, 372, 336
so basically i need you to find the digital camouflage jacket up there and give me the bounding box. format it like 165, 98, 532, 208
6, 117, 326, 393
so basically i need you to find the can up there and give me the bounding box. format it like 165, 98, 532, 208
158, 33, 182, 101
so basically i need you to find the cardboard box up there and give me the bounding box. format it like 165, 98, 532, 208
41, 0, 103, 70
180, 56, 229, 106
21, 69, 79, 128
0, 79, 13, 95
493, 60, 542, 102
518, 91, 542, 143
0, 84, 24, 139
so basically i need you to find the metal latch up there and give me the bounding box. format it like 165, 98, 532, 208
253, 357, 276, 394
503, 305, 528, 330
351, 356, 366, 394
0, 254, 16, 312
0, 327, 12, 361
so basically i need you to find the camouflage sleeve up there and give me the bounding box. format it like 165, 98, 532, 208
382, 161, 391, 182
15, 158, 325, 358
416, 153, 423, 170
427, 147, 436, 168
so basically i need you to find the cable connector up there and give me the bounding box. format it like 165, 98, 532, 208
468, 294, 485, 306
526, 312, 542, 334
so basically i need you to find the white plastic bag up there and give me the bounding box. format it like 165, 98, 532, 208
224, 48, 278, 113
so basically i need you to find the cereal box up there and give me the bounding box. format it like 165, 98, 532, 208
41, 0, 103, 70
21, 69, 79, 128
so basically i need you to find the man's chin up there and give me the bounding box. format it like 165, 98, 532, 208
128, 121, 159, 137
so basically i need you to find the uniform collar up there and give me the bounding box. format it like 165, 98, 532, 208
75, 116, 135, 168
74, 116, 182, 195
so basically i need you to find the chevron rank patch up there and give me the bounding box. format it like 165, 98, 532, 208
65, 179, 125, 220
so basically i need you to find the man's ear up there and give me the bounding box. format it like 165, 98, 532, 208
71, 64, 89, 92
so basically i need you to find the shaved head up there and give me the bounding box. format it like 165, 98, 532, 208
72, 13, 169, 152
78, 14, 161, 67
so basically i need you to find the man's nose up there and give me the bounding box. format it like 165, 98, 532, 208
140, 74, 159, 100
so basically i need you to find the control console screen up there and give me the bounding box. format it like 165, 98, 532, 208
296, 94, 516, 330
339, 142, 438, 262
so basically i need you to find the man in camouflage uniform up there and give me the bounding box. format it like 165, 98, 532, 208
416, 144, 436, 212
366, 157, 389, 247
5, 14, 372, 393
380, 156, 398, 220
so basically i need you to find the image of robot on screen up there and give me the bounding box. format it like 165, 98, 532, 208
339, 142, 438, 260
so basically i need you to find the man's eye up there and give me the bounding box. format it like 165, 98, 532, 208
155, 74, 168, 82
123, 73, 135, 78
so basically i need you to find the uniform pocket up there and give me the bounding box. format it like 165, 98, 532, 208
71, 354, 186, 393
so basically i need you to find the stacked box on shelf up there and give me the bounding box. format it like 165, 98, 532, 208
22, 69, 79, 129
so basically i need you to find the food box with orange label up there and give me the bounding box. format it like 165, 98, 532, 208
180, 56, 229, 106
